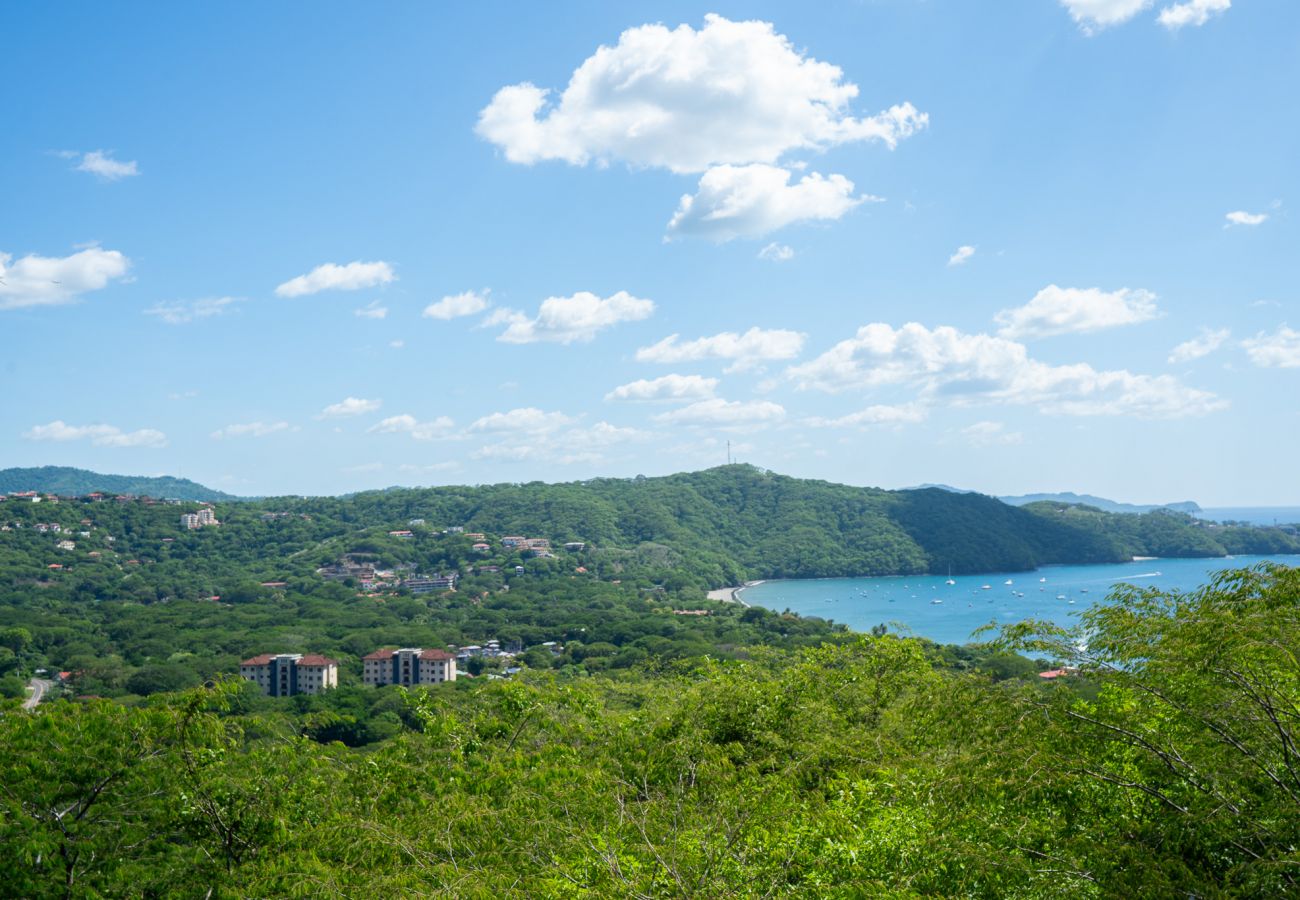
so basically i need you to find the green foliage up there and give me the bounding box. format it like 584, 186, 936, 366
1, 566, 1297, 895
0, 466, 238, 502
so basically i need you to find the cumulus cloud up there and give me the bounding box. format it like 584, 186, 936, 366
806, 403, 927, 428
636, 326, 805, 372
0, 247, 131, 311
275, 261, 395, 298
145, 296, 241, 325
23, 420, 167, 448
1159, 0, 1230, 29
471, 417, 648, 465
666, 164, 871, 241
424, 289, 491, 320
788, 322, 1224, 418
1241, 326, 1300, 368
71, 150, 139, 180
962, 421, 1023, 447
758, 243, 794, 262
319, 397, 381, 418
354, 300, 388, 319
469, 408, 576, 434
486, 291, 654, 344
1060, 0, 1154, 32
1225, 210, 1268, 227
995, 285, 1159, 340
605, 373, 719, 402
368, 413, 456, 440
476, 14, 926, 174
1168, 328, 1230, 364
654, 398, 786, 428
210, 421, 294, 440
947, 245, 975, 266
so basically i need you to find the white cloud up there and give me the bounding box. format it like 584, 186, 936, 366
1168, 328, 1230, 364
389, 339, 405, 348
947, 245, 975, 266
275, 261, 395, 298
354, 300, 388, 319
1159, 0, 1230, 29
1060, 0, 1153, 32
962, 421, 1023, 447
806, 403, 927, 428
471, 418, 648, 465
666, 164, 871, 241
1241, 326, 1300, 368
469, 408, 575, 434
398, 461, 460, 475
654, 398, 786, 427
477, 14, 927, 174
23, 420, 167, 448
0, 247, 131, 311
424, 289, 491, 321
758, 243, 794, 262
486, 291, 654, 344
1225, 210, 1267, 227
73, 150, 139, 181
368, 414, 457, 440
995, 285, 1159, 340
319, 397, 381, 418
788, 322, 1224, 418
210, 421, 294, 440
636, 326, 805, 372
145, 296, 241, 325
605, 374, 719, 402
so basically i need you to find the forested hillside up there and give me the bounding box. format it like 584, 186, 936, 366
0, 466, 239, 502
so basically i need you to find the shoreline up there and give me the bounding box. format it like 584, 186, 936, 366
706, 580, 762, 606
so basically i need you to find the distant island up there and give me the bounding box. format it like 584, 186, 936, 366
999, 491, 1202, 515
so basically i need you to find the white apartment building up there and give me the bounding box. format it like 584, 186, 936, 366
239, 653, 339, 696
362, 647, 457, 687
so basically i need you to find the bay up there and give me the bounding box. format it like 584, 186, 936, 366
739, 554, 1300, 646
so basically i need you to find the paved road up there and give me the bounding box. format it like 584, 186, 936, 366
22, 677, 54, 711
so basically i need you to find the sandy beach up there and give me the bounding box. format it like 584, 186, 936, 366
706, 580, 763, 605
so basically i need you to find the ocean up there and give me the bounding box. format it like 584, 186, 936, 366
739, 554, 1300, 646
1198, 507, 1300, 526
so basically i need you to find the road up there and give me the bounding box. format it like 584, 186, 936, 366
22, 677, 55, 711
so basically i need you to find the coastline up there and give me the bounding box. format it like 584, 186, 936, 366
706, 580, 762, 606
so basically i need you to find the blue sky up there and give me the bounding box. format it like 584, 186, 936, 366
2, 1, 1296, 503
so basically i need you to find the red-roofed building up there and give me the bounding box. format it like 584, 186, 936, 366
240, 652, 339, 696
362, 647, 457, 687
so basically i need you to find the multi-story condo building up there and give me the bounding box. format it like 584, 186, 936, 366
362, 647, 457, 687
182, 506, 220, 530
239, 653, 339, 696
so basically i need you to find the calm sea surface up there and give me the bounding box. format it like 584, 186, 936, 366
740, 555, 1300, 645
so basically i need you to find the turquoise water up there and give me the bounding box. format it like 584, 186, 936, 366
740, 555, 1300, 646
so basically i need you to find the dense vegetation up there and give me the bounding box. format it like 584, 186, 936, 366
3, 565, 1298, 897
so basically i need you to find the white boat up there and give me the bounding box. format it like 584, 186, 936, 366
1039, 577, 1047, 583
1056, 594, 1067, 600
930, 598, 943, 605
1004, 579, 1014, 585
981, 584, 992, 590
945, 566, 956, 586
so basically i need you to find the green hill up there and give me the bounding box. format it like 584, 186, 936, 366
0, 466, 238, 502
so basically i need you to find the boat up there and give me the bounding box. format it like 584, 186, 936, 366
930, 598, 943, 605
1080, 588, 1089, 594
1004, 579, 1014, 585
1056, 594, 1067, 600
1039, 577, 1047, 583
945, 566, 956, 586
981, 584, 991, 590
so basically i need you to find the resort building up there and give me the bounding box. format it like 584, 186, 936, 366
182, 506, 220, 530
239, 653, 339, 696
362, 647, 458, 686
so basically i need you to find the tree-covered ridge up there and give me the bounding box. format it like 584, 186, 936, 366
3, 566, 1298, 897
0, 465, 239, 502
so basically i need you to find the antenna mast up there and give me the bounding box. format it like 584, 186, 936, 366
727, 440, 732, 465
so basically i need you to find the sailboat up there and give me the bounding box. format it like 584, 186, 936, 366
945, 566, 956, 586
